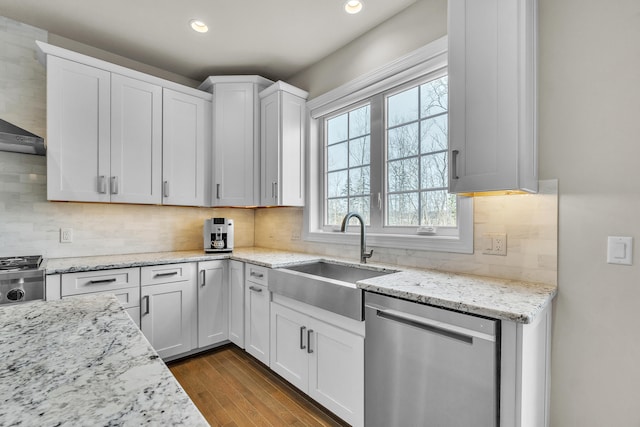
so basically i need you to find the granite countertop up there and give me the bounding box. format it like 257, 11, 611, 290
45, 247, 556, 324
357, 269, 556, 324
45, 250, 230, 274
0, 294, 208, 426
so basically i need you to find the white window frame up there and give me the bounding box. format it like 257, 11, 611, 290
304, 36, 473, 254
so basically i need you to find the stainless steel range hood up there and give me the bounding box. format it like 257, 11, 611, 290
0, 118, 46, 155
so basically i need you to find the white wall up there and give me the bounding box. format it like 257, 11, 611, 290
538, 0, 640, 425
289, 0, 448, 98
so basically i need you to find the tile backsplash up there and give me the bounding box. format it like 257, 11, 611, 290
255, 180, 558, 286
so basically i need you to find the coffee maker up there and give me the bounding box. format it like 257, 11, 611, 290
204, 218, 234, 253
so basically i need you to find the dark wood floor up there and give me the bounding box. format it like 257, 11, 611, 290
168, 345, 350, 427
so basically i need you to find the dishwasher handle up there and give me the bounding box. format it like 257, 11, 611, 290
365, 304, 495, 343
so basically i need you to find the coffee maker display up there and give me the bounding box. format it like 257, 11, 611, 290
204, 218, 234, 253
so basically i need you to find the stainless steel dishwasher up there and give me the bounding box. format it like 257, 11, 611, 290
365, 292, 499, 427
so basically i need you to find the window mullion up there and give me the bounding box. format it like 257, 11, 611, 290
368, 93, 384, 232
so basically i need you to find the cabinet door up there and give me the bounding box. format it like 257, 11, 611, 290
162, 88, 211, 206
308, 318, 364, 427
260, 90, 279, 206
279, 91, 306, 206
260, 90, 306, 206
245, 281, 270, 365
228, 260, 245, 348
448, 0, 537, 193
212, 83, 258, 206
110, 74, 162, 204
46, 55, 110, 202
141, 280, 196, 359
197, 260, 229, 348
269, 303, 308, 391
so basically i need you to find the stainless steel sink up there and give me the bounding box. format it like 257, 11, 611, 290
268, 261, 396, 321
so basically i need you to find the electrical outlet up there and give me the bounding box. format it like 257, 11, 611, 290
291, 230, 301, 241
60, 228, 73, 243
482, 233, 507, 256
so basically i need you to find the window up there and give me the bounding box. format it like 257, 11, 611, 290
306, 37, 472, 253
385, 76, 455, 228
326, 104, 371, 225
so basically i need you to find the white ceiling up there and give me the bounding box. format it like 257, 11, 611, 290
0, 0, 416, 82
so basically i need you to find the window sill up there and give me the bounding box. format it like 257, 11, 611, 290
303, 229, 473, 254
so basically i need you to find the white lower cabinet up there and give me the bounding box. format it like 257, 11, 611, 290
197, 260, 229, 348
270, 300, 364, 427
244, 264, 270, 365
59, 267, 141, 327
140, 263, 197, 360
228, 260, 245, 348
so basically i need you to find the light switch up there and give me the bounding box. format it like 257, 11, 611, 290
607, 236, 633, 265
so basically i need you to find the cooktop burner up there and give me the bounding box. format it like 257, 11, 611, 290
0, 255, 43, 271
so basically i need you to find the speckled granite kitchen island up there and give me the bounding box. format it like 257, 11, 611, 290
0, 294, 208, 426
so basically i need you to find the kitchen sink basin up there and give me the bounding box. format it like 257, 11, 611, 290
268, 261, 396, 321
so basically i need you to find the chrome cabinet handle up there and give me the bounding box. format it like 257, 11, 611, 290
154, 271, 178, 278
274, 182, 278, 202
98, 176, 107, 194
451, 149, 460, 180
200, 270, 206, 287
163, 181, 169, 198
88, 278, 117, 284
249, 285, 263, 293
250, 271, 264, 279
110, 176, 118, 194
300, 326, 306, 350
307, 329, 314, 354
216, 184, 221, 199
143, 295, 150, 315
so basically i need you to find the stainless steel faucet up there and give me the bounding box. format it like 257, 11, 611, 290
340, 212, 373, 264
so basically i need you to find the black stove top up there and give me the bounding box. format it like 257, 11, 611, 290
0, 255, 43, 272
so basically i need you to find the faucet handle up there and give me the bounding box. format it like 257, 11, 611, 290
363, 249, 374, 263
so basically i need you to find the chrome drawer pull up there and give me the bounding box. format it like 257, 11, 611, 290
451, 149, 460, 180
110, 176, 118, 194
307, 329, 314, 354
154, 271, 178, 278
249, 286, 263, 293
300, 326, 306, 350
98, 176, 107, 194
88, 278, 117, 284
250, 272, 264, 278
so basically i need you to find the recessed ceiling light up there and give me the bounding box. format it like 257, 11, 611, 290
344, 0, 364, 14
190, 19, 209, 33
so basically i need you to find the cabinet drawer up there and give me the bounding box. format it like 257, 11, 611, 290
246, 264, 268, 286
62, 286, 140, 309
141, 263, 195, 286
61, 268, 140, 296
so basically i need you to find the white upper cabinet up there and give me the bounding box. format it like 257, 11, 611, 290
38, 41, 213, 206
448, 0, 538, 194
111, 74, 163, 204
46, 56, 111, 202
199, 76, 273, 207
162, 88, 211, 207
260, 82, 308, 207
